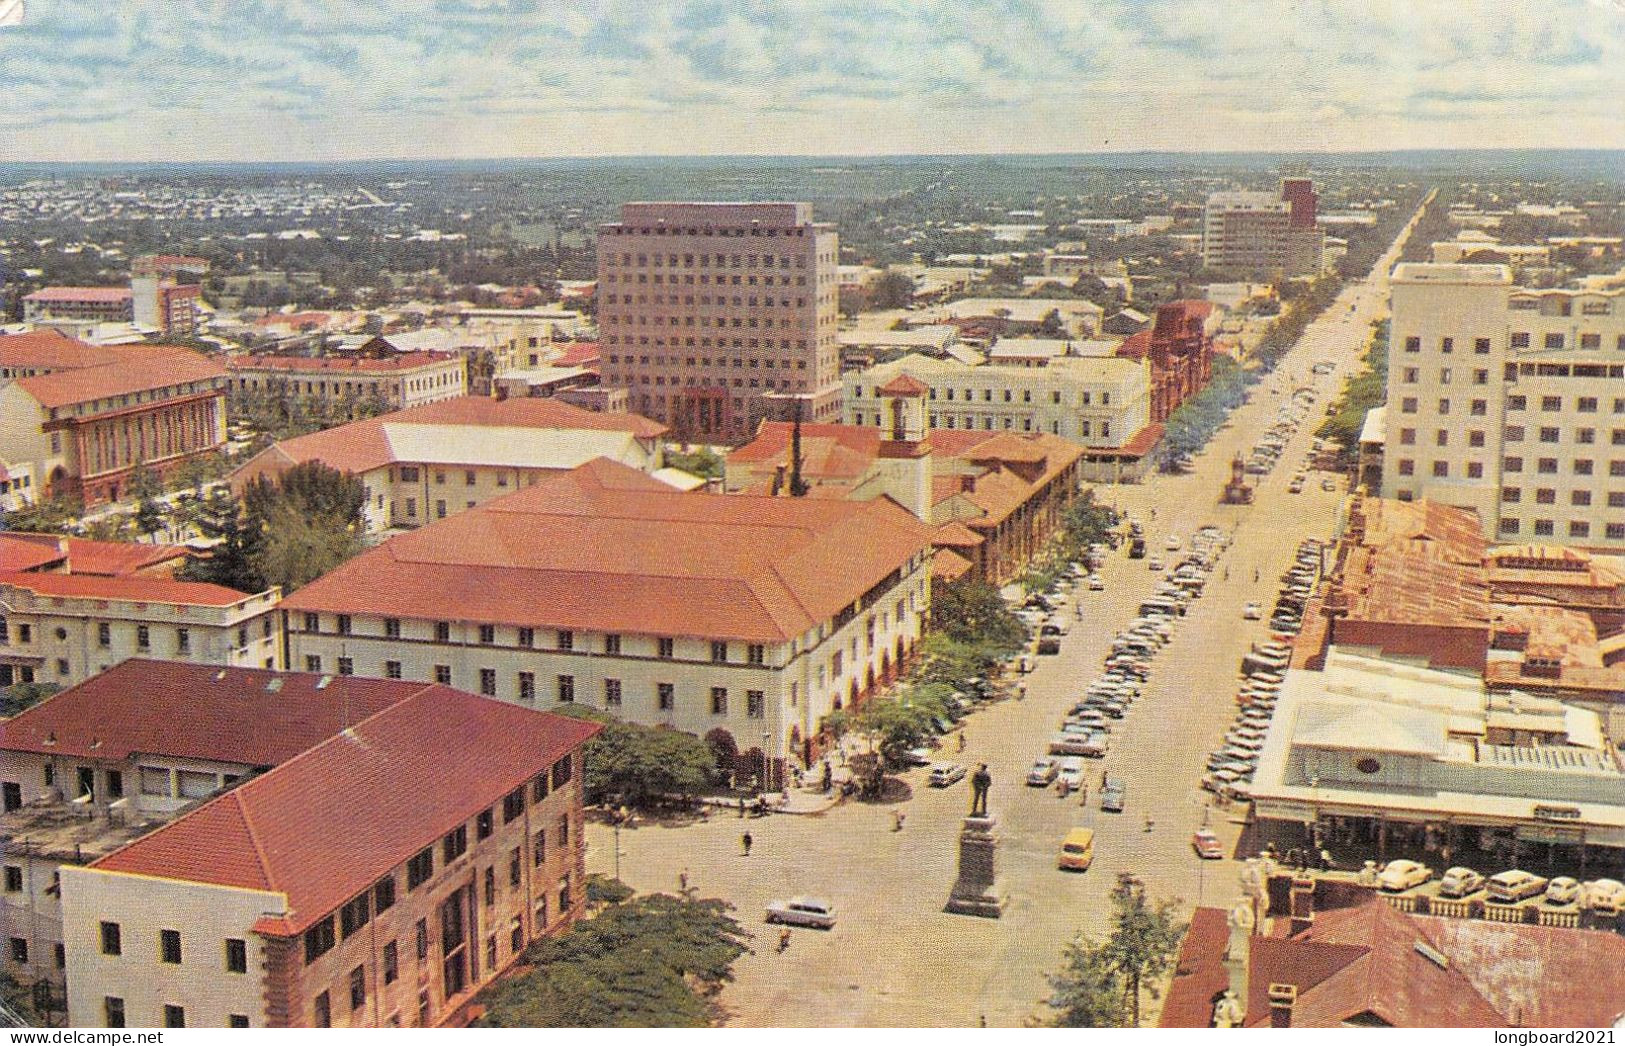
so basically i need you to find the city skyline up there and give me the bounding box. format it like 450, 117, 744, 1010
2, 0, 1623, 163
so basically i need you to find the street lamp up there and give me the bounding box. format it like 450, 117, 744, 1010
763, 730, 774, 795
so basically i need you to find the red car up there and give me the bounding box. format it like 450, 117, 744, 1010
1192, 829, 1224, 860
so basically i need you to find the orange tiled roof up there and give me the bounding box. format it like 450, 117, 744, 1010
227, 351, 458, 373
91, 687, 600, 935
931, 548, 975, 581
62, 537, 187, 576
0, 533, 68, 573
23, 287, 132, 304
933, 521, 985, 548
0, 661, 425, 764
0, 331, 121, 371
877, 374, 930, 397
14, 346, 225, 409
0, 569, 257, 607
282, 458, 933, 642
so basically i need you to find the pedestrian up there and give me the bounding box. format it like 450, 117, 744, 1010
957, 733, 966, 753
738, 796, 746, 818
741, 831, 753, 857
1058, 777, 1070, 799
1143, 814, 1155, 833
1254, 567, 1261, 583
779, 928, 792, 953
679, 870, 689, 894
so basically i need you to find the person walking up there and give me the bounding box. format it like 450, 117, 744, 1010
779, 928, 792, 953
741, 831, 753, 857
679, 870, 689, 894
957, 733, 966, 753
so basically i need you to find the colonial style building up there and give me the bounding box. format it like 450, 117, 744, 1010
596, 202, 843, 442
1115, 300, 1220, 424
0, 339, 227, 505
226, 351, 467, 413
282, 458, 933, 770
228, 396, 668, 535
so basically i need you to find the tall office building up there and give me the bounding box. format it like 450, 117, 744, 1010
1201, 180, 1326, 276
1382, 262, 1625, 549
597, 202, 842, 444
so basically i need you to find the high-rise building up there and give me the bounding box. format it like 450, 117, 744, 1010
1201, 180, 1326, 276
596, 202, 841, 443
1382, 262, 1625, 548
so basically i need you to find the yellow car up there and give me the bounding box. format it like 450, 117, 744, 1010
1058, 827, 1095, 871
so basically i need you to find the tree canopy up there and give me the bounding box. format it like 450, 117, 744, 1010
1048, 873, 1188, 1028
930, 578, 1027, 650
238, 461, 367, 593
555, 706, 716, 809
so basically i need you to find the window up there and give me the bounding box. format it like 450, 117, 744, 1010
1506, 426, 1525, 442
434, 620, 452, 642
351, 964, 367, 1009
1475, 337, 1491, 354
1576, 459, 1595, 476
557, 675, 575, 703
1435, 429, 1449, 447
444, 824, 468, 863
1440, 337, 1453, 353
511, 916, 524, 956
477, 807, 494, 840
1499, 517, 1521, 535
1401, 397, 1417, 414
747, 690, 765, 719
225, 938, 247, 974
518, 672, 535, 702
1438, 399, 1451, 415
385, 617, 401, 638
504, 786, 526, 824
305, 654, 322, 673
534, 829, 547, 865
1536, 489, 1556, 505
1404, 336, 1420, 352
604, 633, 621, 655
532, 771, 550, 803
136, 625, 150, 650
3, 866, 19, 892
1501, 487, 1521, 504
385, 659, 403, 679
100, 921, 121, 956
104, 997, 125, 1028
557, 629, 573, 651
341, 894, 370, 938
416, 919, 429, 961
558, 815, 571, 848
314, 991, 332, 1028
746, 643, 765, 666
384, 940, 399, 985
518, 627, 535, 648
711, 641, 728, 663
96, 622, 110, 647
551, 754, 573, 790
1504, 456, 1524, 473
1397, 459, 1414, 476
434, 664, 452, 685
605, 678, 622, 706
658, 637, 674, 659
1432, 461, 1448, 477
160, 929, 182, 965
484, 866, 496, 906
163, 1005, 185, 1029
509, 847, 522, 887
711, 687, 728, 715
479, 668, 497, 696
375, 875, 396, 913
1399, 428, 1415, 445
658, 682, 674, 710
8, 938, 24, 964
336, 614, 352, 636
304, 916, 336, 963
478, 624, 495, 644
337, 656, 353, 676
1534, 519, 1555, 536
1580, 397, 1599, 413
1570, 521, 1591, 538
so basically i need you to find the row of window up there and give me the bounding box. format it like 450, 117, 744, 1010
605, 293, 811, 308
1404, 333, 1625, 353
303, 616, 767, 665
1497, 518, 1625, 540
607, 352, 810, 369
1501, 488, 1625, 507
605, 247, 812, 265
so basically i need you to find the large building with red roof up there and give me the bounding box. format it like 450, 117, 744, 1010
283, 457, 933, 769
0, 334, 227, 505
1114, 300, 1218, 424
228, 396, 669, 534
226, 350, 467, 412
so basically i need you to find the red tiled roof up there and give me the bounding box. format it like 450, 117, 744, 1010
551, 342, 601, 368
62, 538, 187, 576
0, 533, 68, 573
0, 661, 427, 764
0, 331, 122, 371
253, 312, 331, 328
0, 569, 257, 607
933, 521, 985, 549
877, 374, 930, 397
23, 287, 133, 304
931, 548, 975, 582
1117, 330, 1152, 359
1159, 906, 1232, 1028
92, 687, 600, 935
282, 458, 933, 643
228, 351, 459, 373
230, 395, 667, 478
14, 346, 225, 409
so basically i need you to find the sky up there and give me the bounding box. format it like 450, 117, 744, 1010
0, 0, 1622, 162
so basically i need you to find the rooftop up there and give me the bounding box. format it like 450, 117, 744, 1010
13, 345, 226, 410
91, 688, 600, 936
1390, 262, 1513, 285
0, 330, 123, 371
227, 351, 460, 373
281, 458, 933, 643
0, 569, 258, 608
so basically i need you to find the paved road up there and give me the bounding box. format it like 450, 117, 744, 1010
586, 202, 1430, 1027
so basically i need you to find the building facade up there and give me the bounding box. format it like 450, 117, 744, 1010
1202, 182, 1326, 277
1382, 262, 1625, 549
596, 202, 842, 443
0, 343, 228, 505
1116, 300, 1219, 423
282, 459, 933, 770
226, 352, 468, 412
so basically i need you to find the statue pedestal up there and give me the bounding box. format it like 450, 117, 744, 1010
945, 814, 1008, 918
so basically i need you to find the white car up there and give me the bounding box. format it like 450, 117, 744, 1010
1545, 876, 1582, 906
1581, 879, 1625, 915
1437, 867, 1485, 898
1165, 535, 1182, 551
1242, 602, 1262, 620
1026, 758, 1060, 786
928, 762, 966, 788
765, 897, 836, 929
1376, 859, 1432, 892
1147, 556, 1164, 571
1056, 756, 1086, 791
1086, 574, 1105, 591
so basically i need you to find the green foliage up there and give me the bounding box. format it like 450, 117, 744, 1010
554, 706, 716, 808
585, 874, 635, 908
133, 496, 167, 538
1048, 874, 1188, 1028
869, 269, 917, 310
663, 447, 724, 481
476, 892, 750, 1028
228, 382, 393, 444
0, 495, 84, 536
1252, 273, 1344, 371
0, 683, 60, 718
912, 632, 1019, 691
0, 969, 44, 1027
239, 462, 366, 593
854, 692, 941, 768
177, 489, 268, 593
1161, 354, 1253, 461
1316, 320, 1390, 464
930, 578, 1027, 650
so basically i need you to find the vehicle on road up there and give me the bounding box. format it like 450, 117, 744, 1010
1037, 637, 1061, 655
1058, 827, 1096, 871
1026, 757, 1060, 786
1242, 602, 1262, 620
901, 747, 934, 767
1582, 879, 1625, 915
1147, 556, 1164, 571
1165, 535, 1182, 551
1192, 829, 1224, 860
1128, 537, 1147, 559
1322, 477, 1337, 491
1056, 757, 1085, 791
1087, 574, 1105, 591
1288, 478, 1304, 494
1100, 776, 1126, 812
1438, 867, 1485, 898
1376, 859, 1432, 892
928, 762, 966, 788
1545, 876, 1581, 906
1049, 733, 1109, 757
765, 897, 836, 928
1487, 869, 1549, 902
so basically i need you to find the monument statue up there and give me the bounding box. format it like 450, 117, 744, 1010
970, 763, 991, 817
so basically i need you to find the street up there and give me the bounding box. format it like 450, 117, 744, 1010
585, 203, 1428, 1027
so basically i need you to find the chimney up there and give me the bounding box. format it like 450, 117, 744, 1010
1268, 983, 1297, 1028
1288, 873, 1317, 935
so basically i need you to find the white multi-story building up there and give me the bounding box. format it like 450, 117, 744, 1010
842, 351, 1153, 451
1383, 262, 1625, 549
281, 458, 933, 772
226, 351, 467, 412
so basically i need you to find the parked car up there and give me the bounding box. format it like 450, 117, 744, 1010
1087, 574, 1106, 591
1545, 876, 1582, 906
1437, 867, 1485, 898
1056, 757, 1086, 792
1192, 829, 1224, 860
1322, 477, 1337, 491
1165, 535, 1182, 551
928, 762, 966, 788
1058, 827, 1096, 872
1100, 776, 1126, 812
1242, 602, 1262, 620
900, 747, 934, 768
1376, 859, 1432, 892
1147, 556, 1165, 571
765, 897, 836, 928
1026, 758, 1060, 786
1486, 869, 1549, 903
1581, 878, 1625, 915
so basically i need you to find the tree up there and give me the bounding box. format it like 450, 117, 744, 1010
241, 462, 366, 593
869, 270, 917, 311
663, 448, 724, 482
930, 578, 1026, 650
476, 892, 750, 1028
1049, 874, 1187, 1027
0, 682, 60, 718
126, 462, 163, 503
703, 728, 738, 779
1, 495, 83, 536
556, 707, 715, 809
133, 496, 167, 541
854, 696, 938, 769
178, 489, 267, 593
